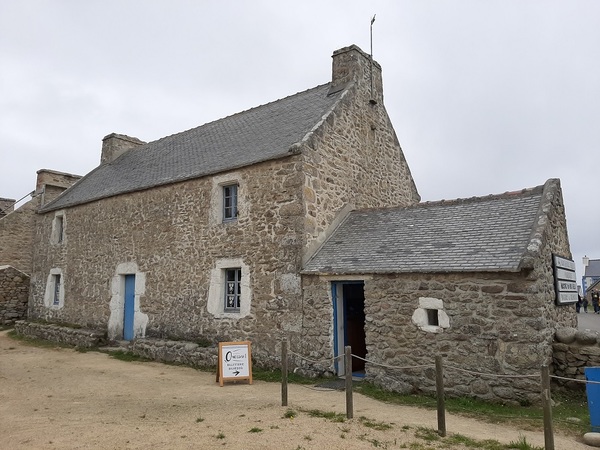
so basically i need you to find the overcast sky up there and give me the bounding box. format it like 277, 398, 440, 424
1, 1, 598, 281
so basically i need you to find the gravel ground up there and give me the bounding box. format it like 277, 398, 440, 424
0, 330, 588, 449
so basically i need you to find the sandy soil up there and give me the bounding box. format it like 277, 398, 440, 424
0, 330, 589, 449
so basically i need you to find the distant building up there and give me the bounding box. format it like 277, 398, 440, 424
582, 256, 600, 296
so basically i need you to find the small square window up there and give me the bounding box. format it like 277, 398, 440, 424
223, 184, 238, 221
426, 309, 439, 326
224, 268, 241, 311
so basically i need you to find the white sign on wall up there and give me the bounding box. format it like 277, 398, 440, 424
553, 254, 578, 305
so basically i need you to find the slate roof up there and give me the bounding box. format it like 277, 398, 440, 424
303, 184, 550, 274
585, 260, 600, 277
41, 83, 345, 212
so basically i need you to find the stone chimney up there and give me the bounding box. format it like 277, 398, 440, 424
583, 255, 590, 268
101, 133, 145, 164
331, 44, 383, 104
36, 169, 82, 206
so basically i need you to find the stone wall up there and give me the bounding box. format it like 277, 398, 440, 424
0, 169, 81, 274
302, 271, 557, 404
0, 197, 38, 274
0, 266, 29, 325
130, 338, 218, 368
13, 320, 218, 368
300, 45, 420, 255
553, 327, 600, 389
30, 156, 307, 363
14, 320, 105, 348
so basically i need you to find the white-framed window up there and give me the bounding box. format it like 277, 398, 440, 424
51, 211, 66, 244
207, 258, 251, 318
209, 172, 243, 226
222, 184, 238, 221
44, 268, 65, 309
224, 268, 242, 311
52, 274, 61, 306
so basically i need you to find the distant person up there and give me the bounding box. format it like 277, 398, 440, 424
577, 295, 583, 313
593, 291, 600, 314
584, 297, 589, 313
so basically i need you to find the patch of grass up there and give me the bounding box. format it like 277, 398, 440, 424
283, 409, 297, 419
248, 427, 262, 433
195, 417, 204, 423
445, 433, 505, 450
108, 350, 151, 362
356, 381, 590, 436
302, 408, 346, 423
414, 427, 440, 442
215, 432, 225, 439
359, 416, 393, 431
506, 436, 543, 450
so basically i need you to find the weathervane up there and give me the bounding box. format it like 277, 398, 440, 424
370, 14, 377, 104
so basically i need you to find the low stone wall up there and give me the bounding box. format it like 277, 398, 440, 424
0, 266, 29, 325
553, 327, 600, 389
130, 339, 218, 369
14, 320, 106, 348
13, 321, 219, 368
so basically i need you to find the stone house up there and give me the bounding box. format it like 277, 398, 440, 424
28, 45, 574, 402
0, 170, 80, 324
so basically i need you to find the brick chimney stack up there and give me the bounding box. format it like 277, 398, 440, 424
101, 133, 145, 164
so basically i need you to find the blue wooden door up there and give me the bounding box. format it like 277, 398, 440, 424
123, 275, 135, 340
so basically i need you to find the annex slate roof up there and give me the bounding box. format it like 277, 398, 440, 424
41, 83, 345, 212
303, 184, 548, 274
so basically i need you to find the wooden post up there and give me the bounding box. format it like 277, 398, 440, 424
281, 338, 288, 407
435, 355, 446, 437
345, 345, 353, 419
541, 364, 555, 450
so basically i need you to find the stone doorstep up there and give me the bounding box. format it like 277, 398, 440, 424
98, 340, 131, 353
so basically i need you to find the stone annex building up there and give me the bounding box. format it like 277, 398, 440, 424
14, 45, 576, 403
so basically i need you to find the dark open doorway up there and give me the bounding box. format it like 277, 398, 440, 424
332, 281, 366, 376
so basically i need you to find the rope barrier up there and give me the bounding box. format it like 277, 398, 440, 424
288, 349, 342, 365
286, 348, 592, 385
350, 353, 433, 370
550, 374, 600, 385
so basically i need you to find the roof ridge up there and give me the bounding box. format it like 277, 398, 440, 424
146, 83, 332, 147
417, 184, 545, 208
347, 183, 546, 216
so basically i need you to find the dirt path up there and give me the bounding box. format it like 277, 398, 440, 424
0, 330, 588, 449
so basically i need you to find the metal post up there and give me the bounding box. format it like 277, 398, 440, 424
345, 345, 353, 419
435, 355, 446, 437
541, 364, 555, 450
281, 338, 288, 407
